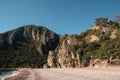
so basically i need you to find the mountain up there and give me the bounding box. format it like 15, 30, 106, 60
0, 18, 120, 68
0, 25, 59, 68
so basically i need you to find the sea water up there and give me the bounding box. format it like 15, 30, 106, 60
0, 69, 19, 80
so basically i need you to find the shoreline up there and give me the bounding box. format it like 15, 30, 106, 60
5, 68, 30, 80
0, 69, 19, 80
4, 67, 120, 80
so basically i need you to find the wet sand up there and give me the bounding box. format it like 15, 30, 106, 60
5, 67, 120, 80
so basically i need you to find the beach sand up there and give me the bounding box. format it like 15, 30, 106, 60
5, 69, 30, 80
5, 67, 120, 80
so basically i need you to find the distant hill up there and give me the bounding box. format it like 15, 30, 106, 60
0, 25, 59, 68
0, 18, 120, 68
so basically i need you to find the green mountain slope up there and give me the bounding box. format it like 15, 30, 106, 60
0, 25, 59, 68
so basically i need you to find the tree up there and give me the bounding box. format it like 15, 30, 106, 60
95, 18, 109, 26
114, 16, 120, 26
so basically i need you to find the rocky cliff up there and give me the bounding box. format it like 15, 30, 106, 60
0, 18, 120, 68
45, 18, 120, 68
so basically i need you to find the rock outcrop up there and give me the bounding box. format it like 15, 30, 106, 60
110, 29, 119, 39
86, 35, 99, 43
0, 18, 120, 68
44, 35, 82, 68
90, 59, 108, 68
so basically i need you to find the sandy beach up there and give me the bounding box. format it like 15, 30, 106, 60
5, 67, 120, 80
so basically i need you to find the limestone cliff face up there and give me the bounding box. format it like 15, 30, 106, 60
45, 35, 82, 68
90, 59, 108, 68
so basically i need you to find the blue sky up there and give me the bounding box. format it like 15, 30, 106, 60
0, 0, 120, 34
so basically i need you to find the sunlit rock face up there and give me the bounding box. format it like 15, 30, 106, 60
45, 35, 82, 68
86, 35, 99, 43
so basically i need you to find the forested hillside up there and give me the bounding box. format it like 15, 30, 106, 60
0, 18, 120, 68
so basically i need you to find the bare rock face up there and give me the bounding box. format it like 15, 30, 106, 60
45, 35, 81, 68
90, 59, 108, 68
47, 51, 54, 67
86, 35, 99, 43
57, 41, 73, 68
111, 29, 119, 39
92, 25, 111, 32
46, 51, 57, 68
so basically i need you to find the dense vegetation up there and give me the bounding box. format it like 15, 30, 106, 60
0, 25, 59, 68
0, 41, 47, 68
71, 18, 120, 66
0, 18, 120, 68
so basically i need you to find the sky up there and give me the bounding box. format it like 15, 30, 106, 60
0, 0, 120, 34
